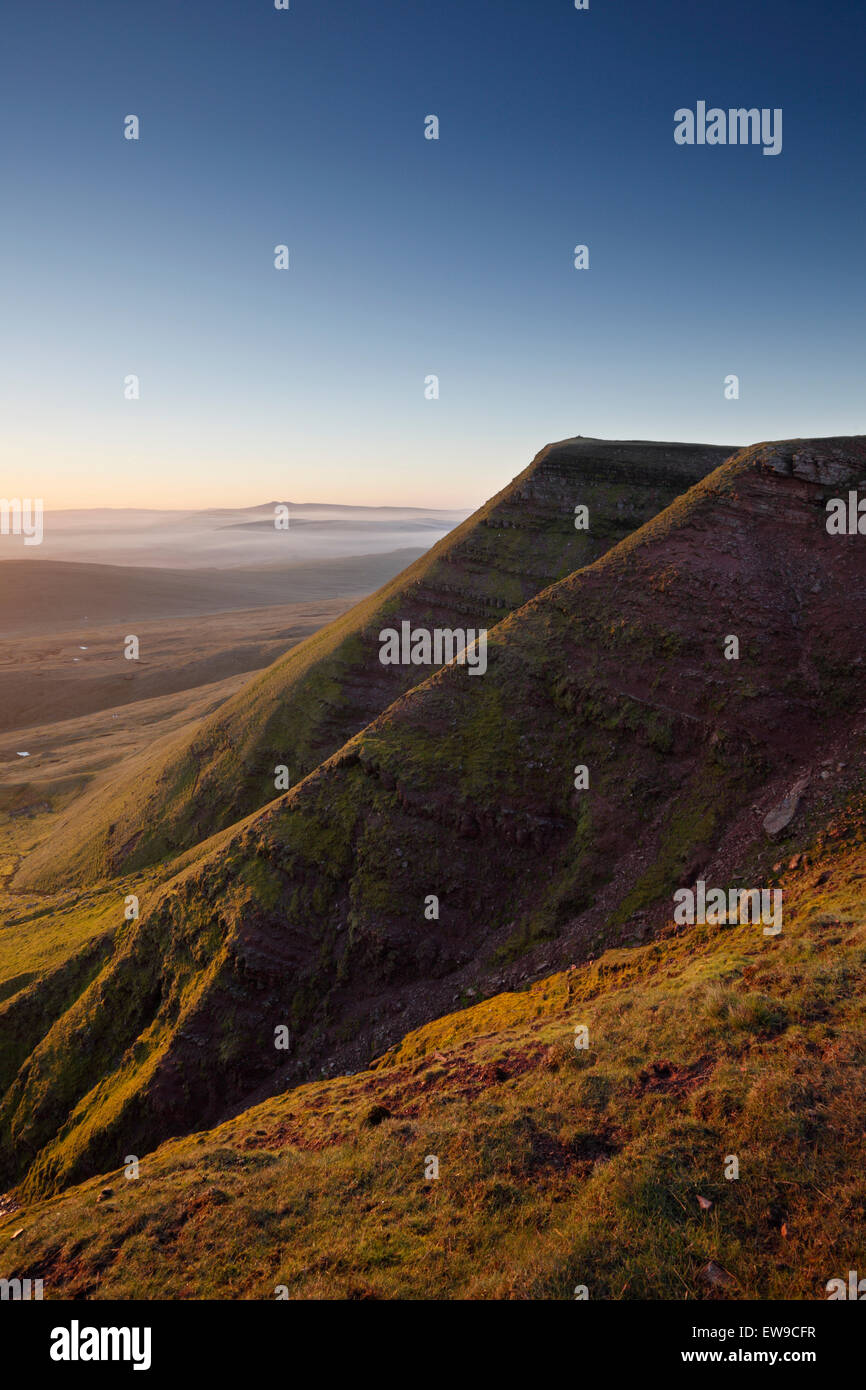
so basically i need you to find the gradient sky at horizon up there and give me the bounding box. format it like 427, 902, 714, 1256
2, 0, 864, 509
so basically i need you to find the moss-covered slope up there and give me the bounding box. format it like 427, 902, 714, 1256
2, 436, 863, 1200
2, 819, 864, 1299
17, 439, 733, 890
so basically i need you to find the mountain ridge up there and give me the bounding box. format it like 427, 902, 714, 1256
3, 434, 862, 1200
16, 437, 734, 892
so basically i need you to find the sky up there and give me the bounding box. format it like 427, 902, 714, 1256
1, 0, 864, 509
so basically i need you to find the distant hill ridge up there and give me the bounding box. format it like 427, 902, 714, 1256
17, 437, 734, 891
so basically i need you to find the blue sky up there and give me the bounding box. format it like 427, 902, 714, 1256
1, 0, 864, 508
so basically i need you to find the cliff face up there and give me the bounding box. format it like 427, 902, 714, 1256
18, 438, 733, 890
4, 435, 864, 1198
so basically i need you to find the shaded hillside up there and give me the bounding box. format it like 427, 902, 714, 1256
2, 828, 864, 1299
2, 435, 864, 1199
16, 439, 732, 890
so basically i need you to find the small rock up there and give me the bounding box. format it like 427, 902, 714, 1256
699, 1260, 738, 1291
763, 775, 809, 838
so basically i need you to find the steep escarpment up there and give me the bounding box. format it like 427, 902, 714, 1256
17, 439, 733, 890
3, 435, 864, 1199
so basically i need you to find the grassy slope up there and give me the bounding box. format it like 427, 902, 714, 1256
16, 439, 732, 890
0, 800, 169, 1107
2, 825, 863, 1300
2, 437, 863, 1204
